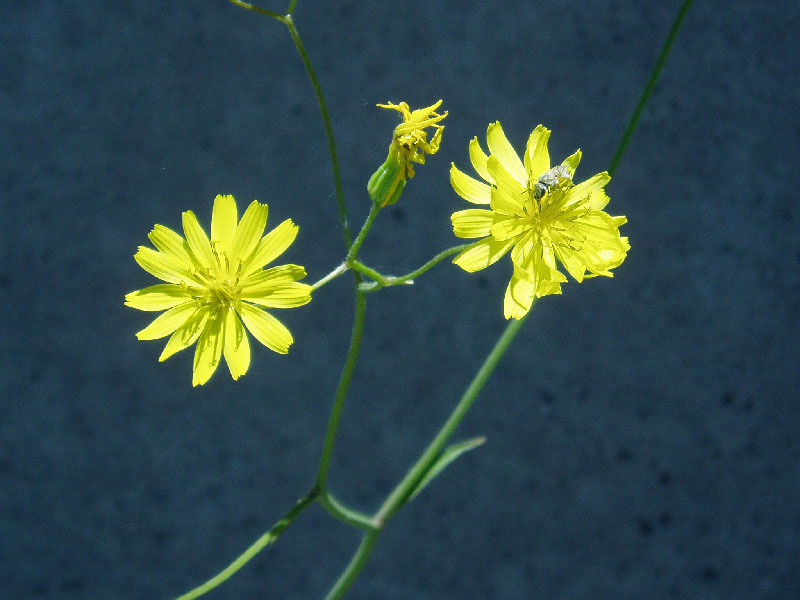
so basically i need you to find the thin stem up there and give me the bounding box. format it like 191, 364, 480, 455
386, 244, 471, 284
350, 261, 390, 287
353, 244, 472, 291
312, 262, 349, 291
315, 291, 367, 488
607, 0, 695, 176
225, 2, 352, 250
318, 491, 379, 532
226, 0, 286, 21
375, 312, 530, 523
323, 531, 382, 600
284, 16, 353, 250
174, 491, 317, 600
345, 203, 381, 264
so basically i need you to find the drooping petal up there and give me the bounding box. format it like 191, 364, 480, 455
125, 284, 192, 311
134, 246, 201, 285
468, 137, 494, 184
223, 309, 250, 380
192, 309, 225, 386
242, 219, 298, 277
451, 209, 499, 238
450, 163, 491, 204
504, 274, 536, 320
237, 302, 293, 354
553, 239, 589, 282
159, 306, 210, 361
452, 237, 515, 272
524, 125, 551, 179
182, 210, 216, 269
486, 122, 527, 184
211, 194, 238, 253
242, 283, 312, 309
135, 301, 197, 340
231, 200, 268, 263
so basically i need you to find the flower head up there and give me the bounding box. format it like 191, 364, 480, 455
125, 194, 311, 386
450, 123, 629, 319
367, 100, 447, 207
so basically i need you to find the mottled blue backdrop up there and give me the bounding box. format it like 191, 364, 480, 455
2, 1, 799, 598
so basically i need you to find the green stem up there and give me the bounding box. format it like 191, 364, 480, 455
345, 203, 381, 264
174, 491, 317, 600
226, 0, 285, 21
225, 1, 353, 250
318, 491, 378, 532
352, 244, 472, 292
607, 0, 695, 176
311, 262, 349, 291
324, 531, 382, 600
284, 16, 353, 250
315, 291, 367, 488
325, 2, 696, 591
375, 312, 530, 523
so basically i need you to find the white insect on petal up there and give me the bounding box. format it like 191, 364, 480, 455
533, 165, 572, 199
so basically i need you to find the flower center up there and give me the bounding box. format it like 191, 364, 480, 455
205, 277, 241, 306
191, 249, 244, 308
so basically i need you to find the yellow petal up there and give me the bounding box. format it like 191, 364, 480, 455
524, 125, 551, 179
561, 149, 582, 176
486, 121, 527, 184
451, 209, 498, 238
452, 237, 515, 272
148, 224, 196, 267
450, 163, 491, 204
125, 284, 192, 311
242, 282, 312, 309
242, 265, 308, 293
553, 242, 588, 282
489, 217, 528, 241
567, 172, 611, 209
182, 210, 216, 268
231, 200, 268, 263
223, 309, 250, 380
211, 194, 238, 253
237, 302, 293, 354
489, 181, 526, 218
468, 137, 493, 184
136, 301, 197, 340
134, 246, 200, 285
242, 219, 299, 277
487, 154, 526, 195
192, 310, 225, 386
504, 274, 536, 320
159, 306, 210, 361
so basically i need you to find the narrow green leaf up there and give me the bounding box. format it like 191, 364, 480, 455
409, 436, 486, 501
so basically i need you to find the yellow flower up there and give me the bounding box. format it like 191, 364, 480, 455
367, 100, 447, 207
125, 194, 311, 386
450, 123, 629, 319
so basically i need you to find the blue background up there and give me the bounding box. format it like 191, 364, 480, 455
2, 1, 799, 598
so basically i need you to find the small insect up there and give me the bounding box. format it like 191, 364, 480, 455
532, 165, 572, 199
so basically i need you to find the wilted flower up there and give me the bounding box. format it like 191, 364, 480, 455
367, 100, 447, 207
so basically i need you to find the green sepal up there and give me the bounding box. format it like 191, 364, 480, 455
367, 148, 406, 207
